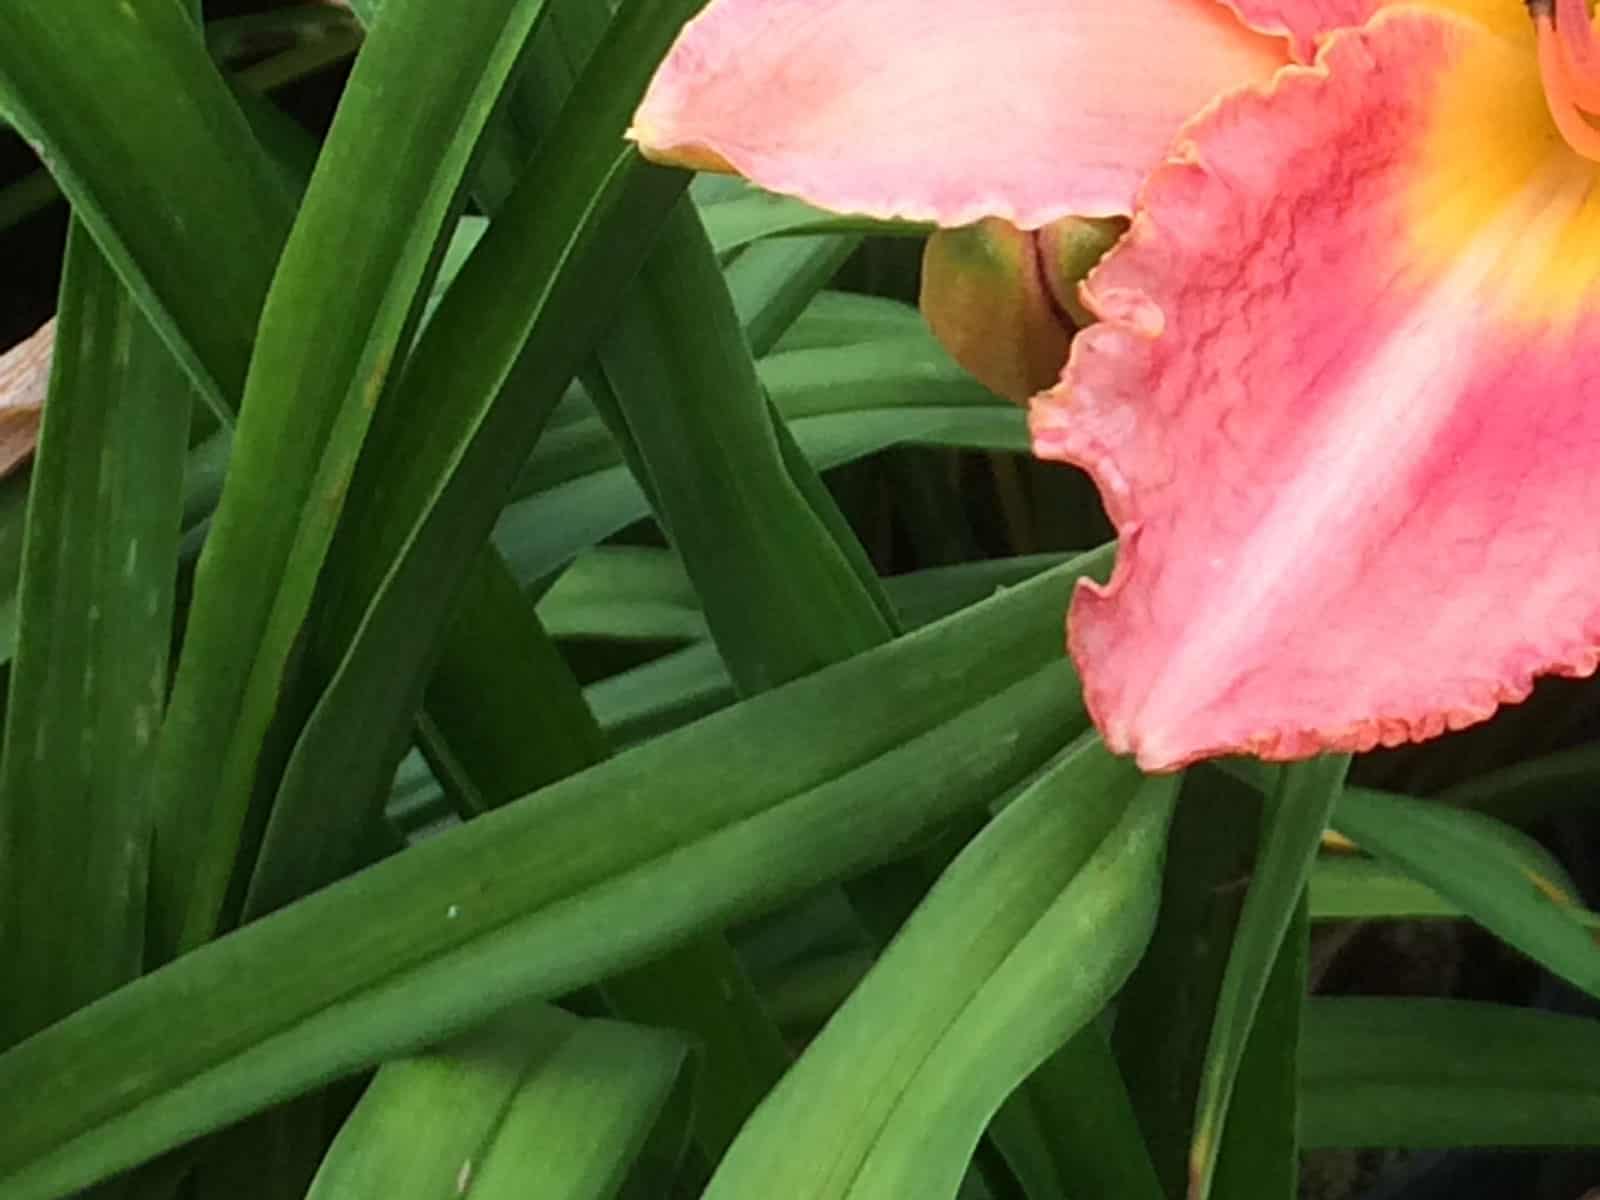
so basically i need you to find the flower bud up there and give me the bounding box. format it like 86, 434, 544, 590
920, 216, 1122, 403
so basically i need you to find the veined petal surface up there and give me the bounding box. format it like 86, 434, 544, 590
1220, 0, 1375, 55
630, 0, 1285, 225
1034, 9, 1600, 770
1221, 0, 1528, 58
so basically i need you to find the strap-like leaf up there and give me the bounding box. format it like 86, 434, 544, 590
0, 228, 191, 1050
0, 551, 1099, 1199
146, 0, 561, 958
1188, 755, 1349, 1200
0, 0, 292, 413
703, 736, 1176, 1199
1301, 998, 1600, 1148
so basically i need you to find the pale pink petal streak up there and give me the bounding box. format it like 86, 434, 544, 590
631, 0, 1285, 226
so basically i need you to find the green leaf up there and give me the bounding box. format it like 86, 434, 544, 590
146, 0, 557, 957
491, 333, 1022, 594
580, 185, 928, 1160
599, 936, 790, 1165
1333, 787, 1600, 1000
1208, 893, 1305, 1200
1308, 854, 1459, 920
421, 550, 609, 819
1309, 848, 1599, 926
0, 551, 1100, 1200
590, 199, 894, 695
242, 0, 705, 916
0, 227, 191, 1050
1300, 998, 1600, 1148
1111, 765, 1264, 1199
0, 0, 292, 414
0, 8, 360, 238
0, 472, 30, 658
203, 7, 364, 68
542, 554, 1074, 751
410, 483, 788, 1170
769, 402, 900, 627
1437, 743, 1600, 823
764, 336, 1003, 422
885, 554, 1070, 629
989, 1026, 1164, 1200
536, 547, 705, 643
1188, 755, 1349, 1200
462, 1018, 696, 1200
305, 1004, 693, 1200
774, 291, 928, 353
703, 736, 1177, 1199
414, 3, 810, 1154
536, 548, 1071, 649
586, 642, 734, 748
0, 169, 58, 237
727, 233, 862, 355
241, 154, 684, 918
305, 1006, 569, 1200
190, 1094, 326, 1200
698, 181, 930, 255
508, 331, 1007, 496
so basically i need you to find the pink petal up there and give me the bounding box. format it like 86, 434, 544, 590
630, 0, 1285, 225
1220, 0, 1375, 57
1222, 0, 1530, 59
1032, 9, 1600, 771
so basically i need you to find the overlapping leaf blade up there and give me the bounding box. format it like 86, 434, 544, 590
1188, 756, 1348, 1200
1300, 998, 1600, 1148
12, 0, 1597, 1193
704, 737, 1177, 1199
147, 0, 560, 957
1334, 787, 1600, 999
304, 1004, 693, 1200
242, 0, 703, 918
590, 198, 894, 694
0, 229, 191, 1050
1111, 767, 1266, 1199
0, 0, 291, 413
461, 1018, 696, 1200
0, 552, 1099, 1200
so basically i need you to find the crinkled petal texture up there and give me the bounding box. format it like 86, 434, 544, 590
1222, 0, 1530, 59
1221, 0, 1375, 56
631, 0, 1285, 225
1034, 8, 1600, 771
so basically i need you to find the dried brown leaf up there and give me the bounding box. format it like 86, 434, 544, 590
0, 319, 51, 479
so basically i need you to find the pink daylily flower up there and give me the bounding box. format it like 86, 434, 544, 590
630, 0, 1600, 772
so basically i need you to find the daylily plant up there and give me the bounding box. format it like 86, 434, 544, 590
630, 0, 1600, 772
